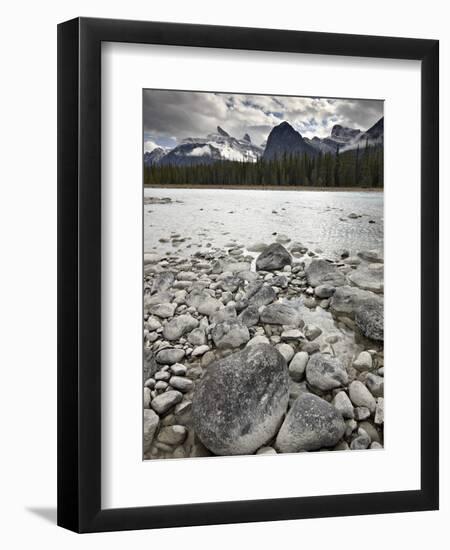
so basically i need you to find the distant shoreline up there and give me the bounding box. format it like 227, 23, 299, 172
144, 184, 383, 192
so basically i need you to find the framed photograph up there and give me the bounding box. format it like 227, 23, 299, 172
57, 17, 439, 533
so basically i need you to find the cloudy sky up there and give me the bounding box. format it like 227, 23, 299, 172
143, 90, 383, 152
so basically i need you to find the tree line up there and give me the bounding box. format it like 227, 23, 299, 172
144, 143, 383, 188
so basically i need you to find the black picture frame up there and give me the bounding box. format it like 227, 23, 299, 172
57, 17, 439, 533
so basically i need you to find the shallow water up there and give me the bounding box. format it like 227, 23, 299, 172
144, 187, 383, 259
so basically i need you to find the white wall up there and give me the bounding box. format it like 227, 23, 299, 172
0, 0, 448, 547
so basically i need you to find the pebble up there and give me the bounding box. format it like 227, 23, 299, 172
157, 425, 188, 446
354, 406, 371, 421
275, 343, 295, 363
191, 344, 210, 357
288, 351, 309, 381
349, 380, 376, 413
143, 409, 159, 452
169, 376, 193, 392
353, 351, 373, 371
151, 390, 183, 415
143, 387, 152, 409
281, 328, 304, 341
170, 363, 187, 376
374, 398, 384, 424
366, 373, 384, 397
156, 348, 186, 365
256, 447, 277, 455
332, 391, 354, 419
350, 428, 371, 450
306, 353, 348, 391
304, 324, 322, 341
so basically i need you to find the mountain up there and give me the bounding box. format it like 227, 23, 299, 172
156, 127, 263, 167
263, 121, 317, 160
360, 117, 384, 142
144, 147, 168, 166
306, 118, 384, 154
330, 124, 361, 143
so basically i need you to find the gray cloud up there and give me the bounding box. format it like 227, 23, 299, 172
143, 90, 383, 147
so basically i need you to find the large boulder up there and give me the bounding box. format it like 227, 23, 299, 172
260, 303, 300, 326
275, 393, 345, 452
256, 243, 292, 271
305, 259, 346, 287
306, 353, 348, 391
192, 343, 289, 455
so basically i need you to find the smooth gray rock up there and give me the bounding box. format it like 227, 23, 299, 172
275, 393, 345, 452
275, 343, 295, 363
256, 446, 277, 455
148, 302, 177, 319
157, 425, 187, 446
239, 283, 277, 310
238, 305, 260, 327
306, 353, 349, 391
358, 249, 383, 263
143, 409, 160, 453
355, 301, 384, 341
348, 266, 384, 293
210, 305, 237, 325
156, 348, 186, 365
187, 289, 222, 316
163, 314, 199, 341
192, 343, 289, 455
353, 351, 373, 371
143, 387, 151, 409
349, 381, 376, 412
143, 349, 157, 380
246, 334, 271, 346
151, 271, 175, 294
169, 376, 193, 392
187, 328, 206, 346
288, 351, 309, 382
330, 285, 381, 317
211, 320, 250, 349
374, 398, 384, 424
256, 243, 292, 271
350, 428, 371, 450
151, 390, 183, 415
281, 328, 304, 341
354, 406, 371, 421
191, 344, 210, 357
332, 391, 354, 419
247, 242, 269, 253
170, 363, 187, 376
146, 316, 162, 331
315, 284, 336, 299
260, 303, 299, 326
305, 259, 346, 287
359, 421, 381, 444
304, 324, 322, 341
366, 373, 384, 397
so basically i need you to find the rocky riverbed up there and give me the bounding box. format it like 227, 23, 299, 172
143, 230, 384, 459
